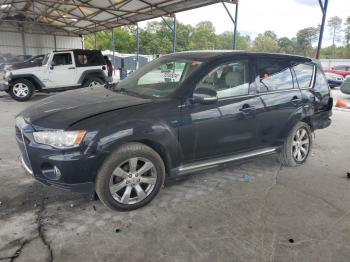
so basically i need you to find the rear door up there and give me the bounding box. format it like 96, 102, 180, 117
48, 52, 77, 88
255, 57, 302, 146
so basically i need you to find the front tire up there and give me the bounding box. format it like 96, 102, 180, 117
9, 79, 35, 101
95, 143, 165, 211
279, 122, 312, 167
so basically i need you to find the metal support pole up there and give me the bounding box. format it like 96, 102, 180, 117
54, 35, 57, 51
173, 15, 177, 53
233, 3, 238, 50
21, 31, 26, 55
316, 0, 328, 59
94, 32, 97, 49
136, 23, 140, 70
222, 1, 239, 50
112, 29, 115, 75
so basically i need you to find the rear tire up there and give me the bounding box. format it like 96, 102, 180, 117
95, 143, 165, 211
9, 79, 35, 101
83, 77, 105, 88
278, 122, 312, 167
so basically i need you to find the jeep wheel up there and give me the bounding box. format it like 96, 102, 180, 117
279, 122, 312, 167
83, 77, 105, 88
95, 143, 165, 211
9, 79, 35, 101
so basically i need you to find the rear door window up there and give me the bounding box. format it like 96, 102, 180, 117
256, 59, 294, 92
292, 63, 314, 89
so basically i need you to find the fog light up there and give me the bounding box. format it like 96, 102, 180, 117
41, 164, 62, 180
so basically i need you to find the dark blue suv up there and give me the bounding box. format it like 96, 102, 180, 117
16, 51, 332, 211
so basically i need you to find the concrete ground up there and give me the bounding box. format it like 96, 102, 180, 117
0, 89, 350, 262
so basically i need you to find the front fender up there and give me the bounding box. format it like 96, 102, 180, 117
71, 103, 181, 180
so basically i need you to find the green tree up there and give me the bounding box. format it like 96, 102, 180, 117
252, 31, 279, 52
189, 21, 216, 50
296, 27, 319, 56
344, 17, 350, 48
328, 16, 343, 46
215, 31, 250, 50
277, 37, 296, 54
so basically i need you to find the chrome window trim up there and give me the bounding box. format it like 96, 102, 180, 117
258, 88, 299, 95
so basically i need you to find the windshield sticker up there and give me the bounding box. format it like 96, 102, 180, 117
162, 72, 180, 79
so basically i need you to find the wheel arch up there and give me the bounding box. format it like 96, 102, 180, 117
10, 75, 44, 90
279, 107, 313, 142
79, 70, 107, 85
135, 139, 172, 176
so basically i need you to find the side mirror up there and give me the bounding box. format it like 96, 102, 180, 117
49, 63, 54, 70
191, 87, 218, 105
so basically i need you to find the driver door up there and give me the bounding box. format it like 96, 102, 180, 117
179, 58, 262, 163
47, 52, 77, 88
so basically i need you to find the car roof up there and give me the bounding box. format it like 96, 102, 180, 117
162, 50, 313, 63
53, 49, 101, 53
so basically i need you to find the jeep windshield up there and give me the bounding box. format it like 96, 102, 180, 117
115, 58, 203, 98
41, 54, 50, 65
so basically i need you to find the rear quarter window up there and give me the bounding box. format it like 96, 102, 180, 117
292, 63, 314, 89
314, 68, 330, 94
74, 51, 105, 67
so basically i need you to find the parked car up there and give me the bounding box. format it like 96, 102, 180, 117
4, 54, 45, 71
0, 49, 111, 101
0, 55, 32, 70
340, 77, 350, 95
325, 72, 344, 88
16, 51, 332, 211
324, 65, 350, 78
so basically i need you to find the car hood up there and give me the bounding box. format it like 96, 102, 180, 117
11, 61, 38, 70
20, 86, 152, 129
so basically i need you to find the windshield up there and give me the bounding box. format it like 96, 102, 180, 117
41, 54, 50, 65
116, 57, 203, 98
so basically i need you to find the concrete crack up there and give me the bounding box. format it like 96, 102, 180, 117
6, 238, 33, 262
8, 199, 53, 262
259, 164, 282, 262
36, 200, 54, 262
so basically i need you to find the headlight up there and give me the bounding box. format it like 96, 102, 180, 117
33, 130, 86, 149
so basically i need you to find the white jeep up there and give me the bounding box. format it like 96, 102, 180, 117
0, 49, 111, 101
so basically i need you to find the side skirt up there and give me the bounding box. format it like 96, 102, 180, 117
173, 147, 278, 177
38, 85, 84, 93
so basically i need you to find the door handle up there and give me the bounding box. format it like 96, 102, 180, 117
239, 104, 255, 113
68, 67, 75, 69
291, 96, 302, 105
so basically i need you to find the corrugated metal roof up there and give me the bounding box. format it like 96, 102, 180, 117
0, 0, 237, 36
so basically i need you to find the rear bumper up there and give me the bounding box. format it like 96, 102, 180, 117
311, 110, 332, 130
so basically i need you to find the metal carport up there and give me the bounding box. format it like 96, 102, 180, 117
0, 0, 328, 59
0, 0, 239, 70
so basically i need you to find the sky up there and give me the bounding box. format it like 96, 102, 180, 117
139, 0, 350, 47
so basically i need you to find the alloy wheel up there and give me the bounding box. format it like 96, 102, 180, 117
109, 157, 157, 205
292, 127, 310, 162
13, 83, 29, 97
89, 81, 100, 87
